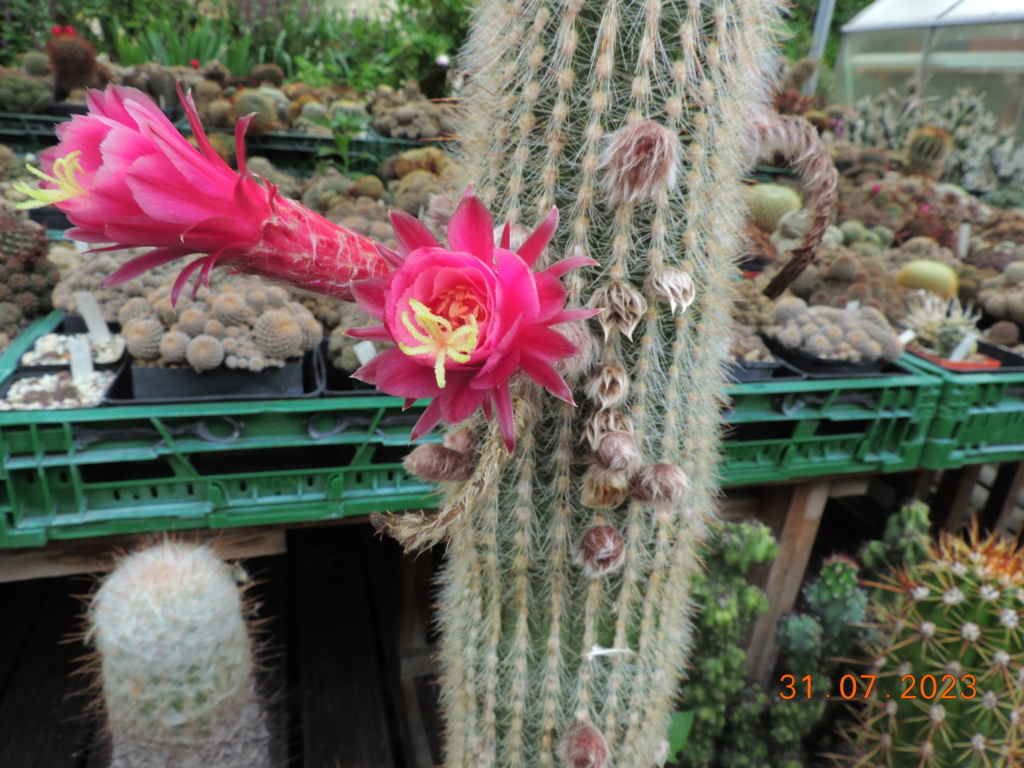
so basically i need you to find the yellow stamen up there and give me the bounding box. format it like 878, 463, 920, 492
397, 297, 479, 388
14, 151, 88, 210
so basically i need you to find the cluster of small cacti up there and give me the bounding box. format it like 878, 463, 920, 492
901, 292, 983, 360
977, 260, 1024, 325
965, 237, 1024, 274
379, 146, 455, 216
837, 218, 895, 255
299, 168, 397, 243
121, 281, 322, 373
858, 500, 933, 580
842, 525, 1024, 767
766, 296, 903, 364
979, 187, 1024, 210
984, 320, 1022, 350
731, 276, 776, 331
44, 26, 108, 100
838, 174, 984, 250
977, 210, 1024, 248
366, 79, 458, 140
676, 521, 778, 767
849, 85, 1024, 192
731, 323, 775, 363
86, 541, 271, 768
788, 249, 910, 322
0, 71, 51, 112
0, 213, 61, 344
836, 145, 892, 185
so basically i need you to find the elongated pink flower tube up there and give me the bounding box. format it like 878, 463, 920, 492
15, 84, 390, 302
348, 188, 599, 452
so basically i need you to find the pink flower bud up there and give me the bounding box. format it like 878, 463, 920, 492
592, 431, 642, 474
598, 119, 681, 206
403, 443, 476, 482
559, 723, 610, 768
870, 184, 882, 195
573, 525, 626, 578
444, 429, 479, 456
920, 204, 932, 213
631, 463, 691, 504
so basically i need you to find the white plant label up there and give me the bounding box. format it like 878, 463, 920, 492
73, 292, 111, 341
898, 329, 917, 346
949, 332, 978, 363
69, 337, 94, 383
957, 223, 972, 260
354, 341, 378, 366
845, 300, 860, 311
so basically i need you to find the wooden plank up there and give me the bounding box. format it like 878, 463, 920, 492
933, 464, 984, 534
0, 577, 96, 768
980, 462, 1024, 536
290, 527, 396, 768
745, 480, 830, 687
0, 527, 286, 584
828, 477, 869, 498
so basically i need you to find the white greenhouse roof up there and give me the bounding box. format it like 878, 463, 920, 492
843, 0, 1024, 33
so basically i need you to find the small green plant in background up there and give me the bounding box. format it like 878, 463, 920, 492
311, 110, 373, 177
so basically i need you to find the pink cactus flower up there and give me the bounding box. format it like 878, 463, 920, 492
920, 204, 932, 213
348, 189, 599, 452
15, 84, 389, 303
870, 183, 882, 195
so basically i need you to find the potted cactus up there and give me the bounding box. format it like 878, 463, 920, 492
901, 292, 1000, 371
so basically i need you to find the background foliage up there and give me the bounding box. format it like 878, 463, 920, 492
781, 0, 875, 66
0, 0, 470, 94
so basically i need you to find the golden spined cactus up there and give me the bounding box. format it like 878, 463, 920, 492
376, 3, 819, 768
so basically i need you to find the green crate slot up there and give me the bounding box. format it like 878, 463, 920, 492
902, 354, 1024, 469
720, 365, 940, 485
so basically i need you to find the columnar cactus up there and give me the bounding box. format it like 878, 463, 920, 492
381, 3, 794, 768
843, 526, 1024, 767
86, 541, 271, 768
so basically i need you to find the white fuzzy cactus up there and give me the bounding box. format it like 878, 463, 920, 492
86, 541, 270, 768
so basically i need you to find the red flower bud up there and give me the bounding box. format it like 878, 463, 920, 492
64, 26, 76, 35
190, 58, 200, 69
50, 25, 63, 36
559, 723, 610, 768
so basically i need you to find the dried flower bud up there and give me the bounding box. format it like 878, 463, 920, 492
598, 119, 681, 206
631, 463, 691, 504
584, 410, 635, 451
646, 267, 696, 315
584, 363, 630, 411
403, 443, 476, 483
559, 722, 610, 768
581, 465, 630, 509
553, 320, 601, 379
573, 525, 626, 578
444, 429, 479, 456
588, 281, 647, 341
592, 431, 642, 474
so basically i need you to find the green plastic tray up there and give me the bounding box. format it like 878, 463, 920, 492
902, 351, 1024, 469
721, 357, 942, 486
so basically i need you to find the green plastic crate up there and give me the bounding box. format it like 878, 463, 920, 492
721, 360, 942, 486
902, 352, 1024, 469
0, 388, 440, 548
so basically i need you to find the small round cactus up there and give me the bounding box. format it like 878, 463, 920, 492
159, 330, 190, 364
745, 183, 803, 233
253, 310, 303, 360
124, 317, 164, 360
177, 307, 208, 337
186, 334, 226, 372
86, 541, 270, 768
211, 292, 251, 326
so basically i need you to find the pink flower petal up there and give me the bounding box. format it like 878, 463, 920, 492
170, 258, 207, 305
350, 278, 388, 320
390, 210, 439, 256
516, 206, 559, 267
519, 349, 575, 404
493, 382, 516, 452
177, 81, 233, 174
101, 246, 196, 286
410, 398, 445, 443
542, 255, 598, 279
355, 349, 442, 399
447, 188, 494, 262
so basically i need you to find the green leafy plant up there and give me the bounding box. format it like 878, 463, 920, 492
310, 110, 373, 176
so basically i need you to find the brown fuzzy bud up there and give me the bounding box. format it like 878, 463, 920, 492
559, 723, 610, 768
581, 465, 630, 509
403, 443, 476, 483
646, 267, 696, 315
573, 525, 626, 578
598, 119, 681, 206
584, 410, 635, 451
592, 431, 642, 474
444, 429, 479, 456
584, 363, 630, 411
588, 281, 647, 341
552, 320, 600, 378
631, 463, 691, 504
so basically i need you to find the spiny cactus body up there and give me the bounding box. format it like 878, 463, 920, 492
844, 527, 1024, 767
86, 541, 271, 768
389, 3, 792, 768
903, 126, 954, 180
